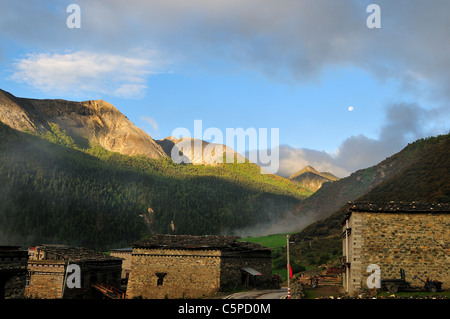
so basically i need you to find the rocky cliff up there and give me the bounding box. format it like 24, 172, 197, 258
0, 89, 167, 159
156, 136, 247, 165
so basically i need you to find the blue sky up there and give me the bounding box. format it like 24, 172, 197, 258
1, 0, 449, 177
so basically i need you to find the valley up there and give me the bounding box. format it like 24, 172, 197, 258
0, 89, 449, 281
0, 90, 311, 250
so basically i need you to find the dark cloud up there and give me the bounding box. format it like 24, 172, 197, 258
53, 0, 448, 176
4, 1, 449, 89
2, 1, 449, 172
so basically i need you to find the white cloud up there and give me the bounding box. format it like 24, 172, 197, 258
4, 1, 450, 102
141, 116, 159, 133
275, 102, 450, 178
3, 1, 449, 164
10, 50, 165, 99
276, 146, 350, 178
70, 0, 450, 95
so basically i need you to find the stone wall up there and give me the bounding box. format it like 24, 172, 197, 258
344, 211, 450, 294
110, 250, 132, 280
342, 213, 363, 295
0, 247, 28, 299
126, 248, 273, 299
25, 261, 66, 299
127, 248, 222, 299
2, 274, 26, 299
290, 281, 305, 299
220, 251, 272, 290
25, 260, 122, 299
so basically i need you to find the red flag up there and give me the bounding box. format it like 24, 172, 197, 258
288, 263, 293, 279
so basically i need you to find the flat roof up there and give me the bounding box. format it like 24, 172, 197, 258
343, 201, 450, 224
110, 248, 133, 252
132, 234, 270, 252
348, 201, 450, 213
32, 245, 121, 262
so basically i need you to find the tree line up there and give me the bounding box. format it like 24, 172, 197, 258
0, 122, 309, 250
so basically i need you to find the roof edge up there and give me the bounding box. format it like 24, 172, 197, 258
342, 201, 450, 225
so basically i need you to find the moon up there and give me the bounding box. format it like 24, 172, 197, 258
348, 106, 354, 111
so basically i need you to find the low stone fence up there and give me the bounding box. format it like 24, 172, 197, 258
289, 282, 305, 299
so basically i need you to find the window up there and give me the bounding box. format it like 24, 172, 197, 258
156, 273, 166, 286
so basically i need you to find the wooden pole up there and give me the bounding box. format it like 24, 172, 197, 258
287, 234, 290, 299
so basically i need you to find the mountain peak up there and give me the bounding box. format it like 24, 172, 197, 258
289, 165, 339, 192
303, 165, 319, 173
0, 89, 167, 159
86, 99, 115, 109
156, 136, 247, 165
289, 165, 319, 179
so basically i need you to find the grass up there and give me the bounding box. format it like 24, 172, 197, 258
239, 233, 291, 249
240, 233, 300, 281
240, 232, 345, 283
240, 233, 450, 299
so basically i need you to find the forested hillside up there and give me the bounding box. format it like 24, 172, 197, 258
0, 122, 310, 250
359, 135, 450, 203
289, 133, 450, 227
289, 133, 450, 268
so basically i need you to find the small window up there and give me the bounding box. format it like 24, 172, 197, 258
156, 273, 166, 286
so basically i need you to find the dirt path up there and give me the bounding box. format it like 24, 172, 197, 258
223, 288, 288, 299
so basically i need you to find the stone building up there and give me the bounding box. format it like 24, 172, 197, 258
342, 202, 450, 295
110, 247, 132, 283
0, 246, 28, 299
25, 245, 123, 299
126, 234, 272, 299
